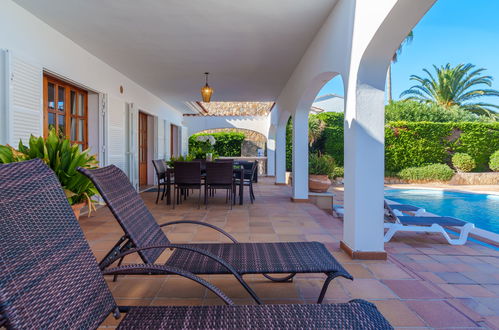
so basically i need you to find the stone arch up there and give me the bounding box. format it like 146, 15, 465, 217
192, 128, 267, 157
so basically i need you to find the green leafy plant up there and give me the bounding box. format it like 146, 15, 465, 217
490, 150, 499, 172
398, 164, 454, 182
308, 115, 325, 147
166, 154, 195, 168
309, 153, 336, 178
452, 153, 476, 172
0, 129, 99, 212
332, 166, 344, 179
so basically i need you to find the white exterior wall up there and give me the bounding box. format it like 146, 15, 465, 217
273, 0, 435, 254
0, 0, 184, 171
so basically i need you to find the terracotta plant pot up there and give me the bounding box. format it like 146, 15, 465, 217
71, 202, 86, 220
308, 174, 331, 193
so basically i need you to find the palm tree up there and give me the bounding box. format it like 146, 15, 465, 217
400, 63, 499, 116
387, 31, 414, 102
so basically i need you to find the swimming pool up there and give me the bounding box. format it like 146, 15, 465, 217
384, 189, 499, 234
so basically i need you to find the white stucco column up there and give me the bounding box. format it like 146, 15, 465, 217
341, 83, 386, 257
266, 133, 276, 176
291, 110, 309, 200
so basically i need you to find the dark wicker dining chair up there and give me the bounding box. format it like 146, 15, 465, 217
205, 161, 235, 209
152, 159, 168, 204
79, 164, 354, 305
173, 161, 202, 209
235, 161, 258, 203
0, 159, 392, 330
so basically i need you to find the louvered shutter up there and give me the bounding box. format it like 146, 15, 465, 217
6, 51, 43, 146
126, 102, 139, 190
157, 119, 165, 159
106, 95, 127, 172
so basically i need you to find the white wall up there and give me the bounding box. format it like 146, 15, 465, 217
0, 0, 184, 166
272, 0, 435, 253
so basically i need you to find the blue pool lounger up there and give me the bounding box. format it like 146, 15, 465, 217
384, 202, 475, 245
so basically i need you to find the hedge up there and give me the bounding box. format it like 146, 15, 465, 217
490, 150, 499, 172
385, 122, 499, 172
385, 100, 492, 123
287, 113, 498, 174
398, 164, 455, 182
189, 132, 245, 157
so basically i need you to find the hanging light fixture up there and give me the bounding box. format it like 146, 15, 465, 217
200, 72, 213, 103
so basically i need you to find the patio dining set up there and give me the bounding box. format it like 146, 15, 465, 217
0, 159, 393, 329
152, 159, 258, 208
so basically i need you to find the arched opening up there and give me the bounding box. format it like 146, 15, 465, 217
285, 75, 345, 175
191, 128, 267, 158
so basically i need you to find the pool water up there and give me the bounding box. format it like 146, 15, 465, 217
384, 189, 499, 234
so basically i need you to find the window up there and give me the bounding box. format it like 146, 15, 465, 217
43, 75, 88, 149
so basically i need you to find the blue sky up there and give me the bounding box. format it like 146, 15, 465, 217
319, 0, 499, 108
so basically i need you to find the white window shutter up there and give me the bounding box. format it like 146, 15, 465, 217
106, 95, 127, 172
126, 102, 139, 190
7, 51, 43, 146
98, 93, 108, 166
157, 119, 165, 159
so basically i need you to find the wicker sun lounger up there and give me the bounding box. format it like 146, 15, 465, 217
0, 159, 392, 329
79, 165, 353, 304
384, 202, 474, 245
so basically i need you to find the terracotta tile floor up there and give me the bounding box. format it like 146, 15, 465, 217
80, 178, 499, 329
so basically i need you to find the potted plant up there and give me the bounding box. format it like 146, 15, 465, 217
0, 129, 99, 219
308, 153, 335, 193
166, 154, 195, 168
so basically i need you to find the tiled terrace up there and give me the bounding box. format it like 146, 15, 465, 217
81, 178, 499, 329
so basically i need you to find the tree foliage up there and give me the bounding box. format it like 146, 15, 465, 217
385, 100, 493, 123
401, 63, 499, 116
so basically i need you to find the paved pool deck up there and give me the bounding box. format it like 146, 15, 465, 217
82, 178, 499, 329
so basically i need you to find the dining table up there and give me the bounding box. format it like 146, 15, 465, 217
164, 164, 247, 206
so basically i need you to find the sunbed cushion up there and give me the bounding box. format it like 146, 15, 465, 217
166, 242, 351, 275
118, 300, 392, 329
398, 216, 468, 227
389, 204, 421, 212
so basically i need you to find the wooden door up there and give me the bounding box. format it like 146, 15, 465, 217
139, 112, 148, 186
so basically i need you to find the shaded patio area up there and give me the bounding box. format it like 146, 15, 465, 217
81, 178, 499, 329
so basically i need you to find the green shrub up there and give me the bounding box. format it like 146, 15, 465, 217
332, 166, 344, 178
0, 129, 99, 211
452, 153, 476, 172
385, 122, 499, 172
189, 132, 245, 157
385, 100, 493, 123
398, 164, 455, 182
309, 153, 335, 177
490, 150, 499, 171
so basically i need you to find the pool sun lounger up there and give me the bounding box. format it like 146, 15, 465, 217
384, 202, 474, 245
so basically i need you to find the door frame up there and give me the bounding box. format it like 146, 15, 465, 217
138, 111, 148, 186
